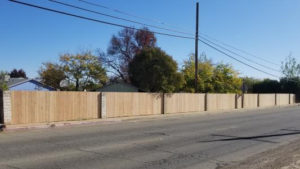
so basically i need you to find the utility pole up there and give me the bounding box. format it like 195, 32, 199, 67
195, 2, 199, 92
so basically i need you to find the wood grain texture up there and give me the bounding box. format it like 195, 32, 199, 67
10, 91, 100, 125
164, 93, 205, 114
206, 94, 236, 112
243, 94, 258, 109
105, 92, 163, 118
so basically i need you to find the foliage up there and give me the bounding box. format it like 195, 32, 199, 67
241, 77, 261, 93
38, 63, 66, 90
0, 71, 8, 91
129, 48, 184, 93
181, 54, 214, 93
10, 69, 27, 78
281, 54, 300, 79
99, 27, 156, 82
181, 54, 242, 93
212, 64, 242, 93
39, 51, 108, 91
253, 79, 281, 93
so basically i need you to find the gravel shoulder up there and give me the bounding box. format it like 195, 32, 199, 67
218, 137, 300, 169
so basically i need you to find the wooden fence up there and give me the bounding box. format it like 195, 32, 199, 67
1, 91, 296, 125
10, 91, 100, 125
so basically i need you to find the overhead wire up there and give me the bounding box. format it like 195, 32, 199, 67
78, 0, 280, 67
9, 0, 284, 80
49, 0, 193, 36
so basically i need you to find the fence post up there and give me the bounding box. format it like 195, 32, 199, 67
3, 91, 12, 124
0, 90, 3, 124
275, 93, 277, 106
161, 93, 165, 115
235, 94, 238, 109
257, 93, 260, 107
205, 93, 208, 111
100, 92, 106, 119
242, 94, 245, 109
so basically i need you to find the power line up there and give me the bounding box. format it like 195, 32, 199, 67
9, 0, 282, 79
9, 0, 194, 40
78, 0, 193, 33
199, 35, 281, 73
49, 0, 192, 36
200, 33, 281, 66
80, 0, 281, 68
197, 38, 280, 78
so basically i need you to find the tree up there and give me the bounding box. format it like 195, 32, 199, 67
0, 71, 8, 91
38, 63, 66, 90
253, 79, 281, 93
181, 54, 242, 93
60, 51, 108, 91
181, 53, 214, 93
212, 64, 242, 93
281, 54, 300, 79
241, 77, 261, 93
10, 69, 27, 78
100, 27, 156, 82
129, 48, 183, 92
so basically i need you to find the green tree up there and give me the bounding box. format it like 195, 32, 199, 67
0, 71, 8, 91
60, 52, 108, 91
129, 48, 183, 92
281, 54, 300, 79
39, 51, 108, 91
181, 54, 214, 93
253, 79, 281, 93
38, 63, 66, 90
242, 77, 261, 93
212, 64, 242, 93
181, 54, 242, 93
10, 69, 27, 78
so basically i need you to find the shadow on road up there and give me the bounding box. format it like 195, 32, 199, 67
199, 129, 300, 143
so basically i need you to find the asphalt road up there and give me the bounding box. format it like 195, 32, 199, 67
1, 106, 300, 169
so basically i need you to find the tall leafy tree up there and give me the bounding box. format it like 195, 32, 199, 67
10, 69, 27, 78
281, 54, 300, 79
181, 54, 242, 93
99, 27, 156, 82
129, 48, 183, 92
39, 51, 108, 91
181, 54, 214, 93
38, 63, 66, 90
212, 64, 242, 93
60, 52, 108, 91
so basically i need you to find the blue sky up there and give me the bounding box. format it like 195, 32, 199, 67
1, 0, 300, 79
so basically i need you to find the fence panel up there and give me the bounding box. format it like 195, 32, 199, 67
243, 94, 258, 109
259, 94, 276, 107
164, 93, 205, 114
206, 94, 236, 111
10, 91, 100, 125
276, 94, 290, 106
105, 92, 163, 118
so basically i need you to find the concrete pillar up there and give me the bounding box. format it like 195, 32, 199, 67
3, 91, 11, 124
101, 92, 106, 118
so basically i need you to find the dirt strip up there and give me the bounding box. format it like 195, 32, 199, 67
218, 138, 300, 169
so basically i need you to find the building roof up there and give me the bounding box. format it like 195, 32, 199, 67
7, 78, 55, 90
99, 82, 139, 92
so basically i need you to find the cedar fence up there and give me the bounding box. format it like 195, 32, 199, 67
0, 91, 297, 125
